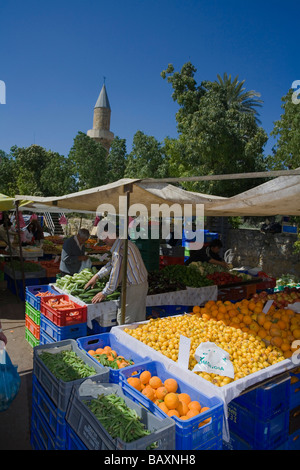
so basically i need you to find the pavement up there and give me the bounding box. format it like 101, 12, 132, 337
0, 286, 33, 450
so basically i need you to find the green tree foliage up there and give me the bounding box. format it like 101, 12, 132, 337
161, 62, 268, 196
267, 89, 300, 170
124, 131, 169, 179
0, 145, 76, 197
68, 131, 108, 190
106, 136, 127, 182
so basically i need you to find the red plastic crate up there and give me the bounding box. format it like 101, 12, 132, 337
40, 295, 87, 327
25, 314, 40, 339
159, 255, 185, 268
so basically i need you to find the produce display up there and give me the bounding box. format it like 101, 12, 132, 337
276, 274, 300, 289
206, 271, 243, 285
126, 370, 211, 424
42, 239, 62, 254
38, 350, 97, 382
83, 394, 154, 444
88, 345, 135, 370
193, 295, 300, 359
251, 287, 300, 308
43, 297, 82, 318
55, 268, 120, 303
155, 265, 213, 289
147, 271, 186, 295
124, 313, 286, 387
6, 260, 43, 272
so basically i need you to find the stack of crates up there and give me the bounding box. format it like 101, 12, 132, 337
39, 293, 88, 344
288, 367, 300, 449
30, 339, 110, 450
224, 373, 291, 450
25, 285, 58, 348
130, 237, 160, 272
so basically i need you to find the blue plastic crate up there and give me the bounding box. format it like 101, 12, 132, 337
40, 314, 87, 341
288, 431, 300, 450
119, 360, 223, 450
76, 332, 149, 384
146, 305, 192, 319
31, 402, 59, 450
232, 373, 291, 420
228, 400, 290, 450
223, 431, 289, 450
25, 284, 59, 310
5, 274, 41, 301
290, 370, 300, 409
39, 328, 56, 345
66, 425, 88, 450
32, 374, 67, 446
87, 319, 112, 336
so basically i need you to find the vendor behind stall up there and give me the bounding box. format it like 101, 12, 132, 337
185, 239, 229, 269
59, 228, 90, 276
84, 223, 148, 325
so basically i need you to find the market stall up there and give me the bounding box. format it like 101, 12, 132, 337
12, 171, 300, 450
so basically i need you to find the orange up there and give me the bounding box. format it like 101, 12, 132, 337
243, 315, 252, 325
263, 320, 272, 331
293, 329, 300, 340
277, 320, 287, 330
177, 400, 189, 416
270, 327, 281, 337
271, 336, 283, 348
95, 348, 104, 354
127, 377, 142, 391
167, 409, 180, 418
164, 392, 179, 410
142, 385, 155, 401
179, 415, 190, 420
140, 370, 151, 384
248, 301, 256, 311
156, 386, 168, 400
103, 346, 111, 353
88, 349, 96, 356
164, 378, 178, 393
193, 305, 201, 314
257, 314, 266, 326
257, 328, 267, 339
200, 406, 210, 413
149, 376, 162, 389
280, 342, 291, 352
284, 350, 293, 358
158, 402, 169, 414
186, 409, 200, 418
178, 392, 191, 405
188, 401, 202, 412
202, 313, 211, 321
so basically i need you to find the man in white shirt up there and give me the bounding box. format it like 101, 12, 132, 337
85, 224, 148, 325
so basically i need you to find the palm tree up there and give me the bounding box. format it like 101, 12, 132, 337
215, 73, 263, 124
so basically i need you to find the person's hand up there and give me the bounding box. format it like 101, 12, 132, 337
84, 274, 98, 290
91, 292, 106, 304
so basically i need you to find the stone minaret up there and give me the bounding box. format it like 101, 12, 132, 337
87, 83, 114, 152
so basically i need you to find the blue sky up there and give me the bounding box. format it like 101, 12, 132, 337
0, 0, 299, 160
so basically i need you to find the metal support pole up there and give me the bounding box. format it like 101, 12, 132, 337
15, 201, 26, 303
120, 185, 132, 325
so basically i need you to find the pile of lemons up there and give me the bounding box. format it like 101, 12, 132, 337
124, 314, 286, 387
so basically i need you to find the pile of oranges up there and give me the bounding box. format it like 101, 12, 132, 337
87, 345, 133, 369
124, 313, 286, 387
192, 297, 300, 358
127, 370, 211, 424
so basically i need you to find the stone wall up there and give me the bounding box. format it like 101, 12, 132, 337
226, 228, 300, 278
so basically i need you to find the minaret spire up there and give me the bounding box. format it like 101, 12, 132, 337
87, 80, 114, 152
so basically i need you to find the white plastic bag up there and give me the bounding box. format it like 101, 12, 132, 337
192, 341, 235, 378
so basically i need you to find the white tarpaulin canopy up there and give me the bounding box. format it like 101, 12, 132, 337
14, 173, 300, 216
